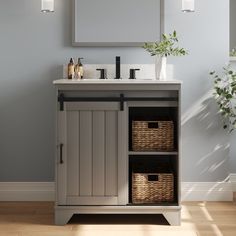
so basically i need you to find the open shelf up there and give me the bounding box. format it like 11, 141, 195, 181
128, 155, 178, 205
128, 106, 178, 152
129, 151, 178, 155
128, 105, 179, 206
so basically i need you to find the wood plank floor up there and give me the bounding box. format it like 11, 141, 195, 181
0, 202, 236, 236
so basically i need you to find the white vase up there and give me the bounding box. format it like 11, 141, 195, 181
155, 56, 167, 80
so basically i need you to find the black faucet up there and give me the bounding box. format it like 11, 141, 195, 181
114, 56, 121, 79
129, 69, 140, 79
96, 69, 107, 79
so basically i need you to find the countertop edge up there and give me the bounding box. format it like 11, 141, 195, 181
53, 79, 182, 85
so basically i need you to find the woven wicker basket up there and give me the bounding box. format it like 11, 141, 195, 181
132, 172, 174, 203
132, 120, 174, 151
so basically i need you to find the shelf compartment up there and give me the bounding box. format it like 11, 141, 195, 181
132, 172, 174, 204
132, 120, 174, 152
129, 107, 178, 152
129, 156, 178, 205
129, 151, 178, 155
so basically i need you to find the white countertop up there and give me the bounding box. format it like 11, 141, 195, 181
53, 79, 182, 85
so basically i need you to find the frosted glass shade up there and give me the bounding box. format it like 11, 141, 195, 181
41, 0, 54, 13
182, 0, 194, 12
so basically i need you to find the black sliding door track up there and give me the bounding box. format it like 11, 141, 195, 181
58, 93, 178, 111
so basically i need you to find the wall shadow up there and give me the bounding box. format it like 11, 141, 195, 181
181, 90, 230, 182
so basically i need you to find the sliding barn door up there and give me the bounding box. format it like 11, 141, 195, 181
57, 102, 127, 205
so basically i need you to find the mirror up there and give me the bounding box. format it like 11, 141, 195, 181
72, 0, 162, 46
230, 0, 236, 51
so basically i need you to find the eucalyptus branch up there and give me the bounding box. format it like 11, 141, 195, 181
143, 31, 188, 57
210, 66, 236, 132
230, 48, 236, 57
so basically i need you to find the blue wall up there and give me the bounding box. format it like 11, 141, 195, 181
0, 0, 231, 182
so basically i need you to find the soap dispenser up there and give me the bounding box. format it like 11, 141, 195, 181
74, 59, 81, 80
67, 58, 75, 80
77, 58, 84, 79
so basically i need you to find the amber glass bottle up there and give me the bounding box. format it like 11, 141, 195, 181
78, 58, 84, 79
68, 58, 75, 80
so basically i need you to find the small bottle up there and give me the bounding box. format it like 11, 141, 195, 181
78, 58, 84, 79
74, 59, 81, 80
67, 58, 75, 80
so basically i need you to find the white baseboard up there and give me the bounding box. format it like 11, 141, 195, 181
181, 182, 233, 201
0, 180, 235, 202
0, 182, 55, 201
229, 173, 236, 192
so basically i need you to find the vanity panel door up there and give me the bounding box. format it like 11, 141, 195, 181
57, 102, 128, 205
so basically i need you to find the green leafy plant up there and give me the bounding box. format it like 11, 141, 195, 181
230, 48, 236, 57
210, 66, 236, 132
143, 30, 188, 57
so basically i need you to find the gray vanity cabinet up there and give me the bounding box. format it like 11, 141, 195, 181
54, 80, 181, 226
57, 101, 128, 206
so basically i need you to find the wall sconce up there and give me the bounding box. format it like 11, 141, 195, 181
182, 0, 194, 12
41, 0, 54, 13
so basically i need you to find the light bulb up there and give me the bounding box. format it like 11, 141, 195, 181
182, 0, 194, 13
41, 0, 54, 13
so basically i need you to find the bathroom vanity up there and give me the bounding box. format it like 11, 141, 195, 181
53, 79, 181, 225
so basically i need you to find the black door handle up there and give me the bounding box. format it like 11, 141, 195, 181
59, 143, 64, 164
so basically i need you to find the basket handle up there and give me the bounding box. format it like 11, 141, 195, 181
148, 174, 159, 182
147, 122, 159, 129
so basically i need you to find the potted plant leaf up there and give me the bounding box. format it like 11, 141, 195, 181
143, 30, 188, 80
210, 66, 236, 132
230, 48, 236, 57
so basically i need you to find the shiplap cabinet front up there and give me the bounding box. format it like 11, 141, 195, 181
57, 102, 128, 206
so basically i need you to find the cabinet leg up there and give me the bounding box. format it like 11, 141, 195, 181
163, 211, 181, 226
55, 209, 73, 226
